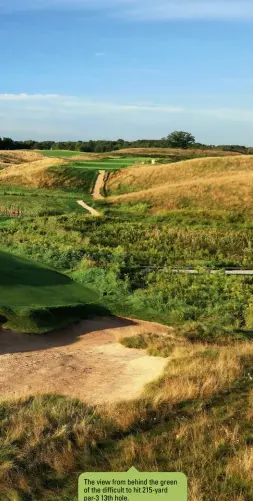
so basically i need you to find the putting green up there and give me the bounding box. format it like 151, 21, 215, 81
0, 250, 100, 333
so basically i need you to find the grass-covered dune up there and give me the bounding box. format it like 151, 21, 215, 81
108, 155, 253, 212
0, 251, 100, 333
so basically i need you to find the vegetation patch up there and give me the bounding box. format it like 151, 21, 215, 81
47, 166, 98, 191
121, 332, 175, 357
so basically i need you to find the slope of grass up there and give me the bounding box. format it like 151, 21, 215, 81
107, 155, 253, 212
0, 157, 67, 188
114, 147, 241, 158
0, 185, 93, 216
46, 166, 98, 191
0, 250, 100, 333
0, 150, 43, 166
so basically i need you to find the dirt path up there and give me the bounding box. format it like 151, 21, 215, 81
0, 317, 169, 404
77, 200, 101, 216
93, 170, 105, 199
76, 171, 105, 215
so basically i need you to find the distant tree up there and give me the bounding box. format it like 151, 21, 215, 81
167, 131, 195, 149
0, 137, 15, 150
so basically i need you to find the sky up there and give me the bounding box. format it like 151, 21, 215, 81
1, 0, 253, 144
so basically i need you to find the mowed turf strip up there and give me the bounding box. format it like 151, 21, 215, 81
0, 250, 100, 333
39, 150, 83, 158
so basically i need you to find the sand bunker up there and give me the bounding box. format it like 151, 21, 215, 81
0, 317, 169, 404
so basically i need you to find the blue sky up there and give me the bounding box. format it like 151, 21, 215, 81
1, 0, 253, 144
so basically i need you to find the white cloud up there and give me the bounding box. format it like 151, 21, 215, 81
0, 93, 61, 101
2, 0, 253, 20
0, 93, 184, 113
1, 93, 253, 123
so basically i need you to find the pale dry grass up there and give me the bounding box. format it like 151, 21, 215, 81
0, 150, 44, 166
104, 339, 253, 432
115, 147, 240, 157
108, 155, 253, 211
226, 447, 253, 482
188, 478, 203, 501
108, 155, 253, 192
0, 157, 68, 187
150, 342, 253, 406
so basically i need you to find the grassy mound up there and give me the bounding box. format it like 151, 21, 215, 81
107, 155, 253, 212
0, 250, 100, 333
0, 157, 68, 188
0, 150, 44, 167
114, 147, 241, 158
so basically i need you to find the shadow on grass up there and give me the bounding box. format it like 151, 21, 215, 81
234, 329, 253, 340
0, 250, 71, 286
0, 308, 137, 355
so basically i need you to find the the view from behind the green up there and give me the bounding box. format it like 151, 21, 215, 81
1, 2, 253, 500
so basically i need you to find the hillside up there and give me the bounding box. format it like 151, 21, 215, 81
0, 150, 44, 167
113, 147, 241, 158
0, 152, 97, 190
0, 156, 69, 187
107, 155, 253, 211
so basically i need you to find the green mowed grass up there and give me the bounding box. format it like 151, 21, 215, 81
40, 150, 147, 169
39, 150, 83, 158
73, 158, 144, 170
0, 186, 93, 216
0, 250, 101, 333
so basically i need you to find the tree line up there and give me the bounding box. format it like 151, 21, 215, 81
0, 131, 251, 154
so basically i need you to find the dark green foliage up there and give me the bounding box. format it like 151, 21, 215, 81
2, 211, 253, 336
1, 135, 251, 153
47, 166, 98, 190
166, 130, 195, 148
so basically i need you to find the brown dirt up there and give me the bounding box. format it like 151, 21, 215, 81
0, 317, 169, 404
77, 200, 101, 216
93, 170, 105, 199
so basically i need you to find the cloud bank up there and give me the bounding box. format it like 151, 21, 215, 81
1, 93, 253, 143
2, 0, 253, 20
1, 93, 253, 121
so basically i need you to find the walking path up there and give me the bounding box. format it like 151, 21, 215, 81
76, 170, 105, 215
76, 200, 101, 216
93, 170, 105, 199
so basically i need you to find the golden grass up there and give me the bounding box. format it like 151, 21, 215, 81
0, 157, 68, 187
108, 155, 253, 211
115, 147, 240, 157
149, 342, 252, 406
104, 338, 253, 431
0, 333, 252, 500
0, 150, 44, 166
226, 447, 253, 482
